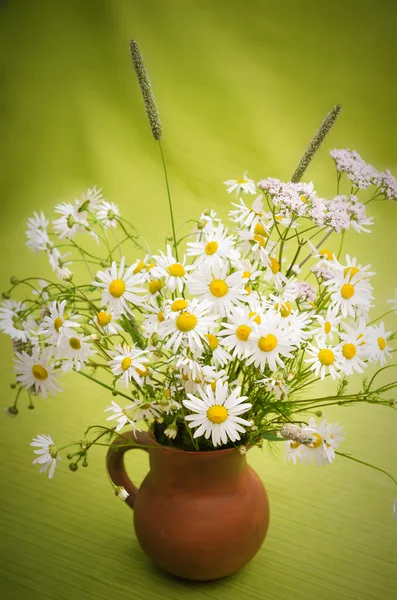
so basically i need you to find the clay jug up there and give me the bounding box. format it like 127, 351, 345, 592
106, 430, 269, 581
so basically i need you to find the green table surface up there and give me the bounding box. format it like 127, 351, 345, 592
1, 1, 396, 599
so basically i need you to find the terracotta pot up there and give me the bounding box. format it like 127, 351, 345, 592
106, 430, 269, 581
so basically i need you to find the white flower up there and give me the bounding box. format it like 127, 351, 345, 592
105, 401, 141, 432
311, 307, 342, 342
151, 245, 193, 293
183, 366, 227, 395
142, 299, 166, 337
95, 201, 120, 228
224, 172, 256, 196
305, 341, 342, 380
183, 380, 252, 447
26, 211, 51, 253
300, 418, 344, 466
14, 347, 62, 398
159, 298, 219, 354
326, 272, 373, 318
218, 306, 260, 358
39, 300, 80, 345
108, 344, 149, 388
339, 337, 367, 375
75, 186, 103, 211
387, 288, 397, 312
237, 227, 276, 265
31, 434, 60, 479
187, 222, 239, 267
46, 247, 73, 281
0, 300, 35, 342
229, 195, 266, 228
366, 322, 393, 366
94, 257, 146, 316
57, 332, 95, 372
164, 424, 178, 439
246, 315, 295, 372
258, 376, 289, 399
94, 309, 123, 335
204, 333, 232, 367
53, 202, 89, 239
176, 351, 204, 382
187, 262, 247, 317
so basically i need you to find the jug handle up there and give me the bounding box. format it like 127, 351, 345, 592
106, 430, 151, 509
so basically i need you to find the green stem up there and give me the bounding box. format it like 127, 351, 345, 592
336, 451, 397, 486
158, 141, 178, 261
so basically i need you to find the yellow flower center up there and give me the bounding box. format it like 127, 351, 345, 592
342, 343, 357, 360
245, 284, 252, 295
275, 215, 282, 222
253, 234, 266, 247
320, 248, 333, 260
157, 311, 165, 322
133, 261, 146, 274
54, 317, 63, 332
237, 178, 247, 184
270, 257, 280, 274
318, 348, 335, 365
300, 195, 307, 203
146, 262, 155, 271
121, 357, 132, 371
168, 263, 185, 277
324, 321, 331, 334
236, 325, 252, 341
275, 302, 291, 318
97, 310, 112, 327
290, 440, 301, 449
171, 299, 188, 312
207, 405, 228, 424
378, 337, 386, 351
205, 241, 219, 255
209, 279, 229, 297
341, 283, 355, 299
249, 311, 261, 324
163, 389, 170, 399
149, 279, 163, 295
136, 365, 149, 376
109, 279, 126, 298
310, 433, 323, 449
242, 270, 251, 279
210, 380, 217, 392
357, 333, 366, 346
69, 337, 81, 350
176, 312, 198, 332
344, 266, 359, 280
205, 333, 219, 350
254, 223, 268, 237
258, 334, 278, 352
32, 364, 48, 381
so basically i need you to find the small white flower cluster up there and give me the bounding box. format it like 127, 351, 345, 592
0, 149, 395, 483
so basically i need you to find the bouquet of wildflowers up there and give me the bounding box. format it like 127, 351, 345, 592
2, 42, 396, 510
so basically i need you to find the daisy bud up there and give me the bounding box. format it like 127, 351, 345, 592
115, 486, 129, 501
10, 276, 18, 284
239, 445, 247, 455
166, 234, 174, 242
291, 104, 342, 183
90, 334, 99, 341
197, 219, 207, 230
203, 209, 211, 216
156, 417, 164, 424
129, 40, 162, 141
69, 463, 78, 471
10, 383, 16, 389
2, 292, 10, 299
164, 423, 178, 439
314, 410, 323, 417
112, 390, 118, 397
82, 456, 88, 467
4, 406, 18, 417
150, 333, 160, 346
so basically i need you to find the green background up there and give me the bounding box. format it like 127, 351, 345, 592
1, 1, 396, 599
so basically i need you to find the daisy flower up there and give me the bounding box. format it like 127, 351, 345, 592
57, 332, 95, 372
94, 257, 146, 316
224, 172, 256, 196
300, 418, 345, 466
366, 322, 393, 366
218, 306, 260, 358
204, 333, 232, 367
39, 300, 80, 345
237, 228, 277, 265
176, 351, 204, 383
75, 186, 103, 212
229, 195, 266, 228
0, 300, 35, 342
311, 307, 342, 342
53, 202, 89, 239
258, 376, 289, 399
187, 262, 247, 317
187, 222, 239, 267
26, 211, 51, 253
159, 298, 219, 354
183, 380, 252, 447
105, 401, 141, 432
325, 272, 373, 318
108, 344, 150, 388
142, 299, 166, 337
246, 315, 295, 372
183, 366, 227, 395
95, 201, 120, 228
46, 247, 73, 281
14, 347, 62, 398
30, 434, 60, 479
151, 245, 193, 293
305, 341, 342, 380
94, 309, 123, 335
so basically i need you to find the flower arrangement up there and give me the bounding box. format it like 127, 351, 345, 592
2, 42, 396, 512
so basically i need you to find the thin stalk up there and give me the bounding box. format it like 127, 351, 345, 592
159, 141, 179, 261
